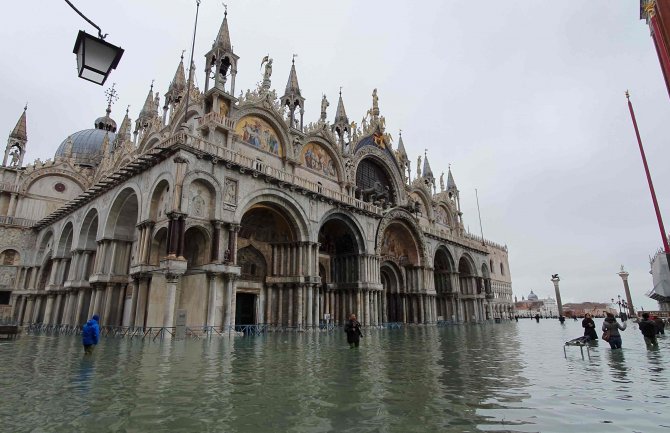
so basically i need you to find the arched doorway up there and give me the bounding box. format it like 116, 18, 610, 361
100, 189, 139, 326
75, 209, 99, 325
178, 226, 211, 327
318, 213, 366, 326
380, 261, 402, 323
434, 246, 456, 321
379, 220, 424, 324
238, 202, 301, 328
458, 255, 480, 322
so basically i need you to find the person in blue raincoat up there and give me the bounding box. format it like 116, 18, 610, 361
82, 315, 100, 355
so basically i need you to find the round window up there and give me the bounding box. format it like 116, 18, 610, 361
54, 182, 66, 192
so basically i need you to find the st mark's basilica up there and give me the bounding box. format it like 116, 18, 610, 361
0, 12, 513, 331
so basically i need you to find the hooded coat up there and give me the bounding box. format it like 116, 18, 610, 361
82, 316, 100, 346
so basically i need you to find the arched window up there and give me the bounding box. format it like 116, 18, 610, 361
356, 158, 393, 204
490, 260, 494, 273
500, 263, 504, 275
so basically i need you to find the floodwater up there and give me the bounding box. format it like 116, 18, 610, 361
1, 319, 668, 433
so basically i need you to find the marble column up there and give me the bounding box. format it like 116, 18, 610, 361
207, 273, 219, 327
287, 286, 294, 327
24, 296, 35, 324
306, 284, 313, 328
43, 294, 55, 325
296, 284, 304, 329
134, 278, 150, 328
224, 275, 235, 330
164, 275, 179, 328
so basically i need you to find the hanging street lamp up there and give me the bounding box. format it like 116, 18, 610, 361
65, 0, 124, 85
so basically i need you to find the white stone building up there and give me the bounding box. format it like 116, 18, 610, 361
0, 13, 513, 329
648, 247, 670, 311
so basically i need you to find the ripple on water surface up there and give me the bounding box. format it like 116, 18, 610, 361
1, 320, 669, 433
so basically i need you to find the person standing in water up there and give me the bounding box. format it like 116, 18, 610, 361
82, 315, 100, 355
582, 313, 598, 341
639, 313, 659, 347
602, 312, 626, 350
344, 313, 363, 348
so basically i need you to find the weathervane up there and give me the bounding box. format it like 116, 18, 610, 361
222, 2, 228, 14
292, 53, 298, 64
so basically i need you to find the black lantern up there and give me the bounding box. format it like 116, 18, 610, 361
72, 30, 124, 85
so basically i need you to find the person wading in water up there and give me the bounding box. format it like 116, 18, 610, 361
345, 313, 363, 348
582, 313, 598, 341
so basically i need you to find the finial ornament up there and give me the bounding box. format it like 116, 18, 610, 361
625, 89, 630, 100
339, 86, 343, 96
292, 53, 298, 64
105, 83, 119, 110
126, 105, 130, 115
181, 49, 186, 61
222, 2, 228, 15
150, 79, 155, 90
24, 102, 28, 111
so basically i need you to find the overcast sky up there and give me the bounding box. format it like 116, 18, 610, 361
1, 1, 669, 309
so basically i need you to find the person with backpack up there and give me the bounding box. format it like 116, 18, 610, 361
82, 315, 100, 355
638, 312, 658, 348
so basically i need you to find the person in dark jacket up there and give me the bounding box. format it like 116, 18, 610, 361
602, 312, 626, 349
534, 314, 540, 323
344, 314, 363, 348
638, 313, 658, 347
582, 313, 598, 341
652, 316, 665, 335
82, 315, 100, 355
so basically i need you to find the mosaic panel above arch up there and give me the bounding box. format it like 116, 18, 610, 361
301, 142, 337, 179
234, 116, 282, 157
380, 221, 420, 266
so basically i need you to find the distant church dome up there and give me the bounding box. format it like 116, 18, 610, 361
527, 291, 538, 301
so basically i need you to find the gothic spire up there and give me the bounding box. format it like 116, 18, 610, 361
334, 88, 348, 125
139, 82, 155, 118
214, 8, 232, 51
284, 56, 301, 97
10, 105, 27, 141
422, 150, 434, 179
447, 165, 457, 190
280, 56, 305, 130
396, 130, 407, 160
116, 106, 131, 144
167, 53, 186, 99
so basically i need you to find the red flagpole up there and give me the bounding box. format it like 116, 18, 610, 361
626, 91, 670, 272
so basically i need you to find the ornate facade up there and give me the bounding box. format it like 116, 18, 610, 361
0, 12, 513, 329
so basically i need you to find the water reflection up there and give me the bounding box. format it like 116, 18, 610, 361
1, 321, 669, 433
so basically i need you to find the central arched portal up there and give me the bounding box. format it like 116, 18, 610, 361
379, 220, 427, 324
381, 261, 403, 322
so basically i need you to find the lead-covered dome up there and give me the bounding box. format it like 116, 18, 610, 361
55, 129, 116, 166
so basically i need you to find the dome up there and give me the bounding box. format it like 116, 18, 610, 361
55, 129, 116, 165
527, 291, 539, 301
94, 114, 117, 132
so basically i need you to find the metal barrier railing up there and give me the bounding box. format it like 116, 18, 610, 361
21, 320, 467, 340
